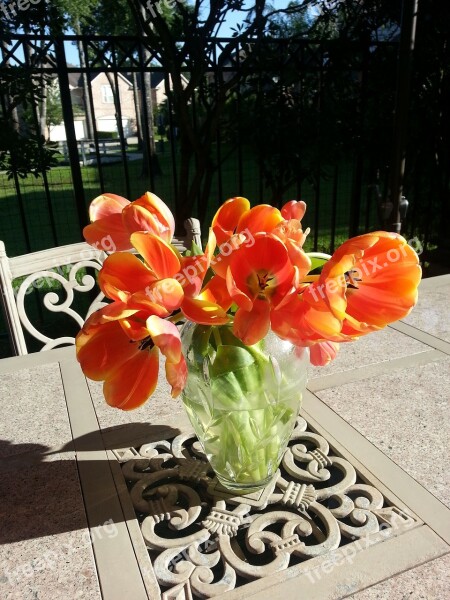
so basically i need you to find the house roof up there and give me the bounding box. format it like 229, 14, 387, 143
67, 71, 189, 90
67, 71, 133, 89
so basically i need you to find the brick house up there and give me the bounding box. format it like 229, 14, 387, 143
49, 70, 190, 142
69, 71, 137, 138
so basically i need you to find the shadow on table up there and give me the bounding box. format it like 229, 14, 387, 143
0, 422, 181, 544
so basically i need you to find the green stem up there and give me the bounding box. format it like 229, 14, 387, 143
212, 326, 222, 348
167, 311, 184, 324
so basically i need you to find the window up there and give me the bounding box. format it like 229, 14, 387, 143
101, 85, 114, 104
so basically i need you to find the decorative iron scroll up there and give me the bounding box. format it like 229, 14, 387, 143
16, 260, 106, 350
115, 417, 417, 600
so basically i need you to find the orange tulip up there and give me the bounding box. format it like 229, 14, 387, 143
236, 204, 284, 237
225, 233, 300, 344
211, 196, 250, 244
130, 230, 229, 325
83, 191, 175, 251
76, 307, 187, 409
309, 341, 340, 366
212, 201, 308, 278
97, 250, 184, 319
271, 287, 344, 346
309, 231, 421, 335
281, 200, 307, 222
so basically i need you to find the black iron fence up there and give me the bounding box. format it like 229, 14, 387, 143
0, 32, 447, 355
1, 34, 408, 251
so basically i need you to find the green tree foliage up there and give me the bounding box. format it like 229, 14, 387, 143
45, 82, 64, 127
125, 0, 319, 227
0, 0, 97, 178
0, 68, 58, 178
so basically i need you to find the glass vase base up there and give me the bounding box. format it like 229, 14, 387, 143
215, 473, 274, 495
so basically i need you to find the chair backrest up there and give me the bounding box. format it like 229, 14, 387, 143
0, 218, 202, 356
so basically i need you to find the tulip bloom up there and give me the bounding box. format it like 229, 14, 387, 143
212, 199, 310, 277
308, 231, 421, 336
211, 196, 250, 244
76, 307, 187, 409
309, 341, 340, 366
83, 191, 175, 251
77, 191, 422, 408
225, 234, 303, 345
272, 232, 420, 348
110, 230, 229, 325
271, 286, 344, 346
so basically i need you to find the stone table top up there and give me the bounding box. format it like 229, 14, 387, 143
0, 274, 449, 600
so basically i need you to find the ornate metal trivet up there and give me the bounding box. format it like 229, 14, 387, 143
113, 417, 417, 599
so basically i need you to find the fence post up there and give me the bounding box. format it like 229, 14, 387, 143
388, 0, 419, 234
54, 37, 88, 232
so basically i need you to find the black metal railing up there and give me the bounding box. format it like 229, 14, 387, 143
0, 32, 447, 355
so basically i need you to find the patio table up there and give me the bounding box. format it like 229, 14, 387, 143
0, 274, 449, 600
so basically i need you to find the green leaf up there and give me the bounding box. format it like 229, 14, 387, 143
184, 241, 203, 257
308, 255, 330, 273
190, 325, 213, 362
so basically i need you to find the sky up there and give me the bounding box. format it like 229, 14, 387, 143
216, 0, 294, 36
65, 0, 295, 65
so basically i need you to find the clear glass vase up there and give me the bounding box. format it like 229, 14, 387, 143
180, 322, 309, 493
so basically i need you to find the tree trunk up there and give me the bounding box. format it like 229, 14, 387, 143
74, 21, 95, 139
139, 4, 160, 179
140, 54, 161, 178
39, 76, 48, 140
1, 40, 20, 134
132, 71, 143, 149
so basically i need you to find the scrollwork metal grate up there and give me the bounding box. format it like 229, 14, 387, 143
114, 417, 417, 599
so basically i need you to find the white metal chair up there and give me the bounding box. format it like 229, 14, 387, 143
0, 218, 202, 355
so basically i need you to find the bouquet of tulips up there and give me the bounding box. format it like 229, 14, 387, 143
76, 192, 421, 412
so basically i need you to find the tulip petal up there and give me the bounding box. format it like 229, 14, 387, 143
179, 254, 208, 297
146, 315, 188, 396
76, 320, 140, 381
83, 214, 132, 252
128, 279, 184, 314
103, 346, 160, 410
212, 196, 250, 244
122, 203, 168, 239
165, 354, 188, 398
226, 266, 254, 311
233, 299, 271, 345
120, 317, 153, 341
98, 252, 155, 300
134, 192, 175, 241
131, 232, 181, 279
181, 295, 230, 325
82, 301, 138, 327
146, 315, 182, 363
281, 200, 307, 221
89, 193, 129, 221
309, 341, 339, 366
201, 275, 233, 312
237, 205, 283, 235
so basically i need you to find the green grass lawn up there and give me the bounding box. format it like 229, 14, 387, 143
0, 144, 374, 255
0, 146, 378, 357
